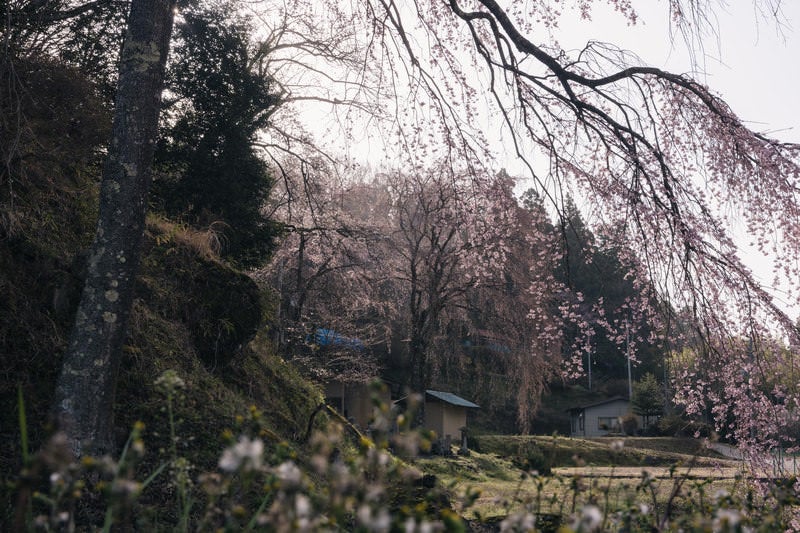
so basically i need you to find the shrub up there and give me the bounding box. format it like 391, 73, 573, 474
658, 414, 714, 438
621, 412, 638, 436
512, 441, 552, 476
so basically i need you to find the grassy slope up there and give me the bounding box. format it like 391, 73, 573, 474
0, 207, 326, 523
473, 435, 728, 467
0, 55, 321, 464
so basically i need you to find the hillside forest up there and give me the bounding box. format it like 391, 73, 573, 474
2, 0, 800, 529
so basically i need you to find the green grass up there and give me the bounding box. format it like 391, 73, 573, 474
473, 435, 728, 467
416, 436, 742, 522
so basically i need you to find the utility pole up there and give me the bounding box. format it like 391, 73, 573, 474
626, 318, 633, 400
663, 353, 670, 415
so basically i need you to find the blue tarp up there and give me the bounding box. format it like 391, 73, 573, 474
311, 328, 365, 351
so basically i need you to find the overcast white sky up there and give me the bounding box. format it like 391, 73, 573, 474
556, 1, 800, 144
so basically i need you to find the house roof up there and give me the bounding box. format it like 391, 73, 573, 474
567, 396, 629, 413
425, 389, 480, 409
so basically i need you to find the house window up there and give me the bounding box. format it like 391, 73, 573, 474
598, 417, 619, 431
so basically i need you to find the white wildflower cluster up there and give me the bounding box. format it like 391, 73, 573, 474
570, 504, 602, 532
218, 435, 264, 473
403, 516, 443, 532
500, 510, 537, 531
357, 505, 391, 532
255, 453, 326, 531
275, 460, 302, 488
713, 508, 752, 532
153, 369, 186, 395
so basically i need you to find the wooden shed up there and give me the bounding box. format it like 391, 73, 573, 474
424, 389, 480, 442
324, 379, 390, 430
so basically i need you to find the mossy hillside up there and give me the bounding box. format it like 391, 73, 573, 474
0, 56, 328, 527
137, 219, 264, 367
1, 210, 322, 502
1, 57, 107, 473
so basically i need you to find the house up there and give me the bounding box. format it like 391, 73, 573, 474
324, 379, 390, 429
567, 397, 642, 437
424, 389, 479, 449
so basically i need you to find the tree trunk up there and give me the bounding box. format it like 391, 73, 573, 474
53, 0, 176, 456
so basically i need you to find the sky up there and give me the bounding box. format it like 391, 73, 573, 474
556, 1, 800, 144
288, 1, 800, 166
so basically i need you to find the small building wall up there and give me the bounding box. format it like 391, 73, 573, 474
442, 403, 467, 439
425, 400, 467, 440
325, 380, 389, 429
570, 399, 641, 438
426, 400, 445, 437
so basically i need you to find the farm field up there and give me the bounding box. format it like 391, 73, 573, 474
414, 436, 749, 522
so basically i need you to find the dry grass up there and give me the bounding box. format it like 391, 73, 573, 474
146, 215, 226, 260
451, 471, 739, 520
416, 437, 747, 521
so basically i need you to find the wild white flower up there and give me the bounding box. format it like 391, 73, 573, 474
218, 436, 263, 472
154, 370, 185, 394
357, 505, 391, 532
714, 508, 742, 530
500, 511, 536, 531
296, 517, 313, 533
111, 479, 142, 497
276, 460, 302, 487
571, 504, 602, 532
295, 494, 311, 518
131, 439, 145, 455
583, 505, 603, 530
373, 509, 391, 531
404, 517, 442, 533
610, 439, 625, 451
310, 453, 328, 473
367, 448, 391, 467
713, 488, 730, 502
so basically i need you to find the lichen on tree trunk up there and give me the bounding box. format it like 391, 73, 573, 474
53, 0, 177, 457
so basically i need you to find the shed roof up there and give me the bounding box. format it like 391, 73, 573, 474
567, 396, 629, 413
425, 389, 480, 409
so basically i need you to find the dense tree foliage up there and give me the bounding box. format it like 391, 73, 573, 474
153, 3, 283, 267
2, 0, 128, 97
554, 197, 666, 385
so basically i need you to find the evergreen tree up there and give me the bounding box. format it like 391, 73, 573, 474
632, 373, 665, 430
153, 3, 282, 267
554, 197, 664, 385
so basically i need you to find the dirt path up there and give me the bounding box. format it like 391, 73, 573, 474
553, 465, 746, 479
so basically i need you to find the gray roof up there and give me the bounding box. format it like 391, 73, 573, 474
567, 396, 629, 412
425, 389, 480, 409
